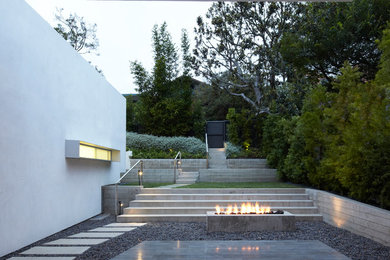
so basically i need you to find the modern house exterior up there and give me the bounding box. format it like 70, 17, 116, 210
0, 0, 126, 256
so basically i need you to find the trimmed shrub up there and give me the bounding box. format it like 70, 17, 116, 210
126, 132, 206, 155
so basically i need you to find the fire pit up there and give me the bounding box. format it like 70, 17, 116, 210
207, 202, 296, 232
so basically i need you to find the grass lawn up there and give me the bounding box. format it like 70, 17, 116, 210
122, 183, 173, 188
177, 182, 303, 188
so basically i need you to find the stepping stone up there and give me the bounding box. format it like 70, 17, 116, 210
45, 238, 109, 245
69, 232, 124, 238
105, 223, 147, 227
21, 246, 89, 255
9, 256, 76, 260
89, 227, 136, 232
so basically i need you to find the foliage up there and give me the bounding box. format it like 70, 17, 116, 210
281, 0, 390, 83
263, 59, 390, 208
193, 2, 301, 114
130, 23, 200, 137
131, 148, 205, 159
224, 142, 242, 158
126, 132, 206, 155
193, 83, 250, 121
179, 182, 302, 189
54, 8, 103, 74
125, 95, 137, 132
54, 8, 99, 55
226, 108, 263, 149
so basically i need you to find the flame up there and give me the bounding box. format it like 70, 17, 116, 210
226, 205, 232, 215
216, 205, 221, 215
215, 203, 272, 215
233, 204, 238, 214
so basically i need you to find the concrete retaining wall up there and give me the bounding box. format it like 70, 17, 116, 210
227, 159, 268, 169
130, 159, 207, 170
306, 189, 390, 247
121, 169, 174, 183
102, 185, 142, 214
199, 169, 278, 182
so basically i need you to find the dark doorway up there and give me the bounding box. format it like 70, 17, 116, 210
206, 121, 227, 148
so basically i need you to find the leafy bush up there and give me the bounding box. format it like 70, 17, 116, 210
225, 142, 242, 158
126, 132, 206, 155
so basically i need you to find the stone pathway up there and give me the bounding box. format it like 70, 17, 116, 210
9, 222, 146, 260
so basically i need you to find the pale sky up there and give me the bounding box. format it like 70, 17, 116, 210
25, 0, 212, 94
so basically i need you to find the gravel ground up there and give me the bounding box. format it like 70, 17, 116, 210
3, 216, 389, 260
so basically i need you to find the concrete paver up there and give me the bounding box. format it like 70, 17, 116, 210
21, 246, 89, 255
89, 227, 136, 232
105, 223, 147, 227
44, 238, 109, 245
111, 240, 350, 260
69, 232, 124, 238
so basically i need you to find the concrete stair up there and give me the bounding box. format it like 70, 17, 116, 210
208, 148, 227, 168
117, 188, 323, 223
176, 171, 199, 184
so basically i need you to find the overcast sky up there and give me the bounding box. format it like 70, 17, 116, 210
25, 0, 212, 94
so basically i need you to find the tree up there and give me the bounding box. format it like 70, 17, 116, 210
130, 22, 197, 137
181, 29, 192, 77
54, 8, 99, 55
281, 0, 390, 83
54, 8, 103, 75
193, 2, 301, 114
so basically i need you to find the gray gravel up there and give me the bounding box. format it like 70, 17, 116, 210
3, 216, 390, 260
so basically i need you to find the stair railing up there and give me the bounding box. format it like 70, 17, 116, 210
114, 159, 143, 216
173, 151, 182, 184
205, 133, 209, 168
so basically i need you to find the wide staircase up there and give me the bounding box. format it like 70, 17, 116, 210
117, 188, 323, 223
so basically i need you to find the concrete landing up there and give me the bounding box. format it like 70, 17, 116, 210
111, 240, 350, 260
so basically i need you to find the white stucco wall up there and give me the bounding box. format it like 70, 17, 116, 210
0, 0, 126, 257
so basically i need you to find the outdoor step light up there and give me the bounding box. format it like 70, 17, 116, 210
65, 140, 120, 162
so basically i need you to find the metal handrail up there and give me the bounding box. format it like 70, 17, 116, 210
173, 151, 182, 184
114, 159, 143, 216
205, 133, 209, 168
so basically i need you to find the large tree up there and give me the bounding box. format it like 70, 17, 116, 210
130, 23, 199, 137
193, 2, 301, 114
281, 0, 390, 83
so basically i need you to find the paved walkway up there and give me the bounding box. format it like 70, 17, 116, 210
9, 223, 146, 260
111, 240, 351, 260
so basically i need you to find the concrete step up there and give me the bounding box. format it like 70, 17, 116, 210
140, 188, 307, 194
176, 180, 197, 184
135, 194, 309, 201
117, 214, 205, 223
178, 174, 198, 178
124, 206, 320, 215
129, 200, 314, 207
117, 213, 322, 223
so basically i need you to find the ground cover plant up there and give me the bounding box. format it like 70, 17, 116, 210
126, 132, 206, 159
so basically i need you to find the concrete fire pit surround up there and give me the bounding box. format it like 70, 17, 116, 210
207, 211, 296, 232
